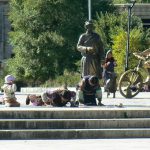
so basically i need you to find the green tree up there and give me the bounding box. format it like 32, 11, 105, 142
94, 11, 149, 75
8, 0, 116, 85
94, 12, 143, 49
112, 28, 144, 74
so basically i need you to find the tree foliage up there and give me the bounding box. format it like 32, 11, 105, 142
7, 0, 115, 85
94, 11, 149, 74
94, 12, 143, 49
112, 28, 145, 74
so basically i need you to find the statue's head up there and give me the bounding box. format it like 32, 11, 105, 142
84, 20, 93, 32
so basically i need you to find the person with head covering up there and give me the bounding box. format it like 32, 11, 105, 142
77, 20, 104, 79
26, 87, 78, 107
76, 75, 104, 106
102, 50, 117, 95
1, 75, 20, 107
103, 50, 117, 80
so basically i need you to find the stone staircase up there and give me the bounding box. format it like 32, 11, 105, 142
0, 108, 150, 139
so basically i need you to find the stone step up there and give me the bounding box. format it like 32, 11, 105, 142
1, 128, 150, 139
0, 108, 150, 139
0, 108, 150, 119
0, 118, 150, 129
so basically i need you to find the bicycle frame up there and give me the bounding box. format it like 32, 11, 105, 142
118, 57, 145, 98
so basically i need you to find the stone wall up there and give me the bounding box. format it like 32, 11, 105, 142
0, 0, 11, 61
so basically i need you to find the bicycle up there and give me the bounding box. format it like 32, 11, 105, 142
118, 53, 149, 98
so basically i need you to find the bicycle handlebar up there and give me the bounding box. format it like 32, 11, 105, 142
133, 53, 146, 61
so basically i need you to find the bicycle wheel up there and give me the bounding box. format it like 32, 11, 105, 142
118, 69, 143, 98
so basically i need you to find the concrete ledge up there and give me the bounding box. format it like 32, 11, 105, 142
21, 87, 50, 93
20, 87, 76, 93
0, 118, 150, 129
0, 107, 150, 139
1, 128, 150, 139
0, 108, 150, 119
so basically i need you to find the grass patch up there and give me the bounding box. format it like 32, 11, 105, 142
42, 72, 81, 87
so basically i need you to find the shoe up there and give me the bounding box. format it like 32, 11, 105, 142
98, 102, 105, 106
70, 101, 79, 107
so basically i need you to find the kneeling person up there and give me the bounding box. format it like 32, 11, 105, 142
76, 75, 104, 106
1, 75, 20, 107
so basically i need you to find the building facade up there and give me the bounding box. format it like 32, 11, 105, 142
115, 3, 150, 28
0, 0, 11, 61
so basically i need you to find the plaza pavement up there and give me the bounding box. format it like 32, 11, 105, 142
0, 138, 150, 150
14, 88, 150, 108
0, 89, 150, 150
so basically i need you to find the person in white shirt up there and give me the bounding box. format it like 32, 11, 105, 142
1, 75, 20, 107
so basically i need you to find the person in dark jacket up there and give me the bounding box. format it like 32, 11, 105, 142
103, 50, 117, 81
102, 50, 117, 97
76, 75, 104, 106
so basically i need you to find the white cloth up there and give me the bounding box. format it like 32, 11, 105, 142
1, 83, 17, 100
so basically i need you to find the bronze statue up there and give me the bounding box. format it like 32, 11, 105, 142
77, 20, 104, 78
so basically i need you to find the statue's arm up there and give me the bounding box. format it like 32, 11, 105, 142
77, 35, 95, 54
77, 35, 87, 53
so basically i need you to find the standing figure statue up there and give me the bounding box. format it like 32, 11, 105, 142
77, 20, 104, 79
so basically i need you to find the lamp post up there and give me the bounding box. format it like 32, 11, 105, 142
125, 0, 136, 71
88, 0, 91, 20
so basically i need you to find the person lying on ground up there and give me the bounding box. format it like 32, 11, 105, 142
26, 87, 78, 107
